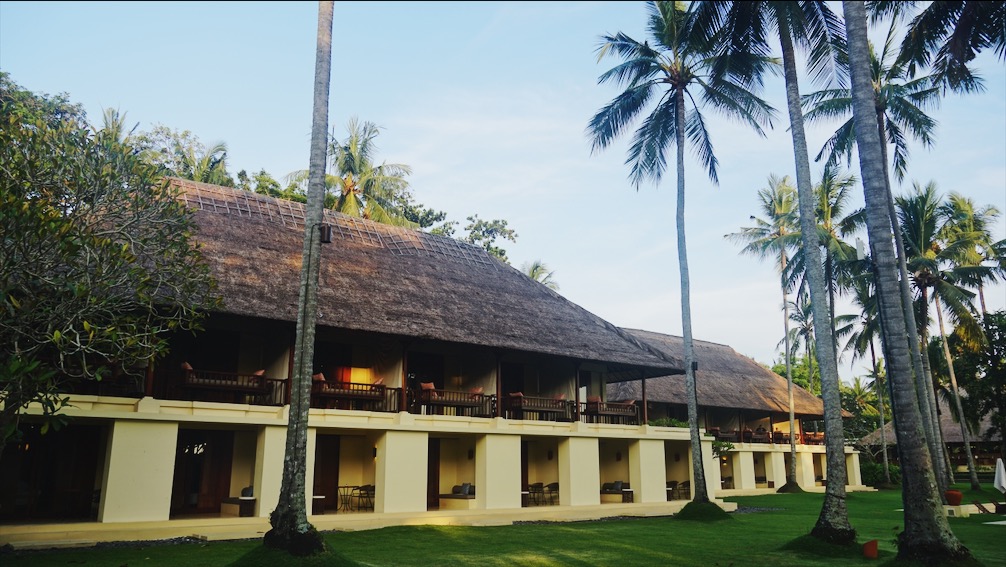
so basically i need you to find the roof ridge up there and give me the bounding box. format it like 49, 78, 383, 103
169, 177, 500, 269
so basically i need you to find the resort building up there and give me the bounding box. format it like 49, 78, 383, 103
0, 179, 862, 547
609, 330, 865, 495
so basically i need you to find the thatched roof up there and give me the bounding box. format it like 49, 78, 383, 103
859, 396, 1002, 445
608, 328, 834, 418
173, 179, 681, 376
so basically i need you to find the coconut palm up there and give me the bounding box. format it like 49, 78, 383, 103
785, 167, 862, 361
521, 259, 559, 291
842, 270, 892, 484
871, 0, 1002, 93
898, 181, 991, 490
939, 193, 1003, 316
844, 2, 970, 559
725, 174, 802, 488
287, 117, 415, 227
802, 18, 950, 491
265, 1, 332, 556
690, 0, 854, 540
587, 0, 776, 505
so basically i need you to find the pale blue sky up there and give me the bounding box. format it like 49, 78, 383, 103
2, 1, 1003, 381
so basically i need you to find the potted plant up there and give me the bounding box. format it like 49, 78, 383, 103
944, 489, 963, 506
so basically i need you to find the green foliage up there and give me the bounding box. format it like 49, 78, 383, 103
771, 354, 819, 394
463, 215, 517, 264
860, 461, 901, 488
711, 440, 734, 458
933, 310, 1006, 446
0, 75, 220, 449
648, 417, 688, 428
134, 124, 235, 186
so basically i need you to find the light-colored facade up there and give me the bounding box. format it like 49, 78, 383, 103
0, 180, 864, 548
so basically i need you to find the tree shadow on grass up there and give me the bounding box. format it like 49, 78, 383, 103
229, 543, 358, 567
781, 535, 888, 564
673, 501, 732, 521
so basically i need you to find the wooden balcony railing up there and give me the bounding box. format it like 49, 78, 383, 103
503, 394, 573, 422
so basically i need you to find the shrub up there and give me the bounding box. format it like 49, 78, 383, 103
648, 417, 689, 428
860, 461, 901, 487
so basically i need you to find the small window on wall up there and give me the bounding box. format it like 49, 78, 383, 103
313, 341, 352, 383
407, 351, 444, 389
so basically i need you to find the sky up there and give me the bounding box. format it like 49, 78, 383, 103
2, 1, 1004, 383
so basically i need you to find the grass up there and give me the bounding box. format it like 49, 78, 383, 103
4, 484, 1004, 567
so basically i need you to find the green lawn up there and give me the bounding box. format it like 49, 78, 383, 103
5, 485, 1003, 567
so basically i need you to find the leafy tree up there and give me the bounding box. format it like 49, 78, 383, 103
134, 124, 235, 186
840, 375, 884, 444
521, 260, 559, 291
463, 215, 517, 264
264, 1, 332, 557
0, 74, 218, 459
936, 311, 1006, 459
842, 2, 970, 561
772, 354, 819, 393
587, 0, 775, 506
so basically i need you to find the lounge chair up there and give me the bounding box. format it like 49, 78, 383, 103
988, 492, 1006, 514
972, 500, 993, 514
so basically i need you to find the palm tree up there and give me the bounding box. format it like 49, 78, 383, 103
287, 118, 416, 227
521, 259, 559, 291
781, 290, 818, 394
587, 0, 776, 505
939, 193, 1003, 316
898, 182, 991, 490
691, 0, 855, 541
871, 0, 1002, 93
801, 18, 951, 491
842, 271, 892, 484
725, 174, 802, 488
842, 2, 970, 560
265, 1, 332, 556
786, 167, 862, 362
97, 107, 138, 145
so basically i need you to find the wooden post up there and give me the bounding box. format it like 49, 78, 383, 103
400, 346, 409, 413
494, 352, 502, 418
641, 371, 648, 424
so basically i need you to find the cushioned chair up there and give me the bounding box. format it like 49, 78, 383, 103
528, 482, 544, 505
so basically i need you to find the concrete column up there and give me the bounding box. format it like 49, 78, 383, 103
254, 425, 286, 517
795, 450, 816, 488
559, 437, 599, 506
99, 420, 178, 522
475, 434, 521, 509
702, 438, 720, 498
734, 450, 756, 490
766, 450, 786, 488
628, 439, 665, 503
846, 451, 862, 486
305, 428, 317, 511
375, 430, 428, 513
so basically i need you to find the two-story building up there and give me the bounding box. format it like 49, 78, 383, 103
609, 329, 864, 495
0, 179, 861, 547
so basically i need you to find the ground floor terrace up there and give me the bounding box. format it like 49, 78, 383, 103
0, 395, 867, 548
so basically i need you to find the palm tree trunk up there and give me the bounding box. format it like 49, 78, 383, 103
782, 255, 799, 488
877, 109, 948, 492
265, 1, 333, 556
777, 19, 852, 543
843, 2, 970, 561
870, 340, 891, 485
676, 88, 708, 504
935, 299, 981, 489
919, 286, 956, 488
